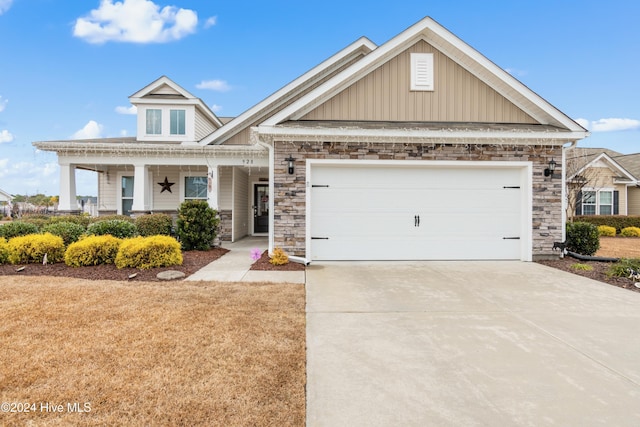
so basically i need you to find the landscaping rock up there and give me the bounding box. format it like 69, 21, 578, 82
157, 270, 186, 281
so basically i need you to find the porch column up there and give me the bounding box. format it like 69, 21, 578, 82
131, 164, 150, 214
58, 162, 78, 213
207, 165, 219, 210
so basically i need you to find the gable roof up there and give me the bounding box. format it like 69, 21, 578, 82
0, 188, 12, 202
567, 148, 637, 183
200, 37, 377, 145
261, 16, 587, 138
130, 75, 223, 128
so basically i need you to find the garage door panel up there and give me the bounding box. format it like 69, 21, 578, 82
310, 164, 526, 261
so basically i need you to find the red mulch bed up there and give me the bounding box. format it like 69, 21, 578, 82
0, 248, 305, 281
537, 257, 640, 293
250, 251, 305, 271
0, 248, 229, 282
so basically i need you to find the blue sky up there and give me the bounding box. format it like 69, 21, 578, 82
1, 0, 639, 196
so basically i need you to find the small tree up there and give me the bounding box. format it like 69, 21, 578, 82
176, 200, 219, 250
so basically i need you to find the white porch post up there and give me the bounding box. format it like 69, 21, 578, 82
207, 165, 219, 210
58, 162, 77, 212
131, 164, 150, 213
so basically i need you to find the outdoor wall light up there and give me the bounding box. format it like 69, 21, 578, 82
544, 159, 557, 177
285, 155, 295, 175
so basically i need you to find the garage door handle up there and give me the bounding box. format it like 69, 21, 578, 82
414, 215, 420, 227
503, 237, 520, 240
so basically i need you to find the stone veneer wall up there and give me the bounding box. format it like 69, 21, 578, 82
272, 140, 564, 260
218, 209, 232, 241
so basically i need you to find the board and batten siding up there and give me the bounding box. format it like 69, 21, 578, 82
301, 40, 536, 124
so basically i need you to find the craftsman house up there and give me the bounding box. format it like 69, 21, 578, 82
34, 17, 588, 261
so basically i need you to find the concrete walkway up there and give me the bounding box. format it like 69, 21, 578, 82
306, 261, 640, 426
185, 236, 305, 283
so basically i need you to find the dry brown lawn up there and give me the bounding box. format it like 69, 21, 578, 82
596, 236, 640, 258
0, 276, 305, 426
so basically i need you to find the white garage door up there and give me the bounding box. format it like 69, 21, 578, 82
309, 162, 530, 261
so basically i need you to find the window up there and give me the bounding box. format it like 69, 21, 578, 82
170, 109, 185, 135
121, 176, 134, 215
146, 109, 162, 135
410, 53, 434, 91
580, 189, 616, 215
184, 176, 207, 200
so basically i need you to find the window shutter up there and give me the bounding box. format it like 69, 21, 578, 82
411, 53, 434, 91
613, 190, 619, 215
575, 191, 583, 215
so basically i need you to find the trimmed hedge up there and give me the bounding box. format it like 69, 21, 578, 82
49, 215, 92, 228
0, 221, 40, 240
41, 221, 86, 245
64, 235, 122, 267
574, 215, 640, 233
8, 233, 65, 264
597, 225, 617, 237
135, 213, 173, 237
0, 238, 9, 264
115, 236, 182, 269
566, 221, 600, 256
620, 227, 640, 237
87, 219, 137, 239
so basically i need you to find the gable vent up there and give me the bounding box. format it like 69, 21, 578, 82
411, 53, 434, 91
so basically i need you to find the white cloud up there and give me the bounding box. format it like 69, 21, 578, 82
72, 120, 104, 139
115, 105, 137, 115
0, 0, 13, 15
210, 104, 222, 113
196, 79, 231, 92
505, 67, 528, 77
204, 16, 217, 28
575, 117, 640, 132
120, 129, 129, 136
73, 0, 198, 44
0, 96, 7, 112
0, 129, 14, 143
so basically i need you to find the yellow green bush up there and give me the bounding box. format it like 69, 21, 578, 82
64, 235, 122, 267
0, 238, 9, 264
8, 233, 65, 264
269, 247, 289, 266
597, 225, 617, 237
115, 235, 182, 269
620, 227, 640, 237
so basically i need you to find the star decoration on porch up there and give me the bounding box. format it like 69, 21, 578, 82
158, 177, 175, 193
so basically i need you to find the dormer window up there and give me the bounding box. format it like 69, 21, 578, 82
146, 109, 162, 135
170, 109, 186, 135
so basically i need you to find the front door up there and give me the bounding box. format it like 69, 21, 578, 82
254, 184, 269, 233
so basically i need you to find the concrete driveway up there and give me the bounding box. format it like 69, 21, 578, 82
306, 261, 640, 426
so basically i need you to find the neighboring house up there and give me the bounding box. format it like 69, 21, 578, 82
0, 188, 12, 217
566, 148, 640, 217
34, 17, 588, 262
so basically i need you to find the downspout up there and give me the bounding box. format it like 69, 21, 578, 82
562, 140, 578, 244
254, 130, 310, 265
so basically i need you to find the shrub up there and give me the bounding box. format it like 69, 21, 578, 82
21, 217, 49, 230
0, 238, 9, 264
49, 215, 92, 228
41, 221, 86, 246
135, 213, 173, 237
64, 235, 122, 267
0, 221, 40, 240
87, 219, 138, 239
574, 215, 640, 234
90, 214, 134, 224
597, 225, 617, 237
620, 227, 640, 237
607, 258, 640, 278
566, 221, 600, 256
115, 236, 182, 269
269, 247, 289, 266
8, 233, 65, 264
176, 200, 219, 251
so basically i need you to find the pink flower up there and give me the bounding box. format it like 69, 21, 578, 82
250, 248, 262, 261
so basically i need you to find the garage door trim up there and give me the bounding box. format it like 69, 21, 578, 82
305, 159, 533, 261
